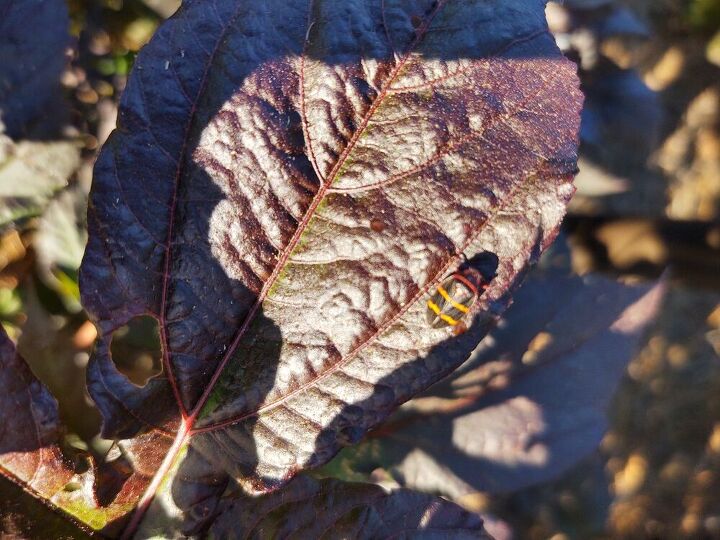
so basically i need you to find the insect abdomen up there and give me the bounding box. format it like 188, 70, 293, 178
426, 275, 477, 329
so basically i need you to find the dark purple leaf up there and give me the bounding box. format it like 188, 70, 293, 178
0, 326, 165, 536
0, 476, 92, 539
76, 0, 580, 534
0, 326, 65, 488
581, 62, 661, 162
341, 273, 664, 498
193, 476, 491, 539
563, 2, 650, 40
594, 6, 650, 39
0, 0, 70, 138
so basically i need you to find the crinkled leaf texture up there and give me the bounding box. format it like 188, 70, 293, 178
332, 271, 665, 498
0, 0, 70, 138
82, 0, 579, 535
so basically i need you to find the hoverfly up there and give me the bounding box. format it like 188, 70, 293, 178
426, 252, 498, 329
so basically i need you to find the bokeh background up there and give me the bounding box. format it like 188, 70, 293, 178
0, 1, 718, 538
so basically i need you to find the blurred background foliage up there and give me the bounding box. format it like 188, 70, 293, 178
0, 0, 718, 538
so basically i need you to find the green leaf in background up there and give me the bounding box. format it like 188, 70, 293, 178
35, 186, 88, 312
0, 126, 81, 233
688, 0, 720, 34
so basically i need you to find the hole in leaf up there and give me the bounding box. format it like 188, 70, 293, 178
62, 481, 81, 493
110, 315, 162, 387
96, 450, 134, 507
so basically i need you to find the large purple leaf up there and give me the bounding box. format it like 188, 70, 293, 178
0, 0, 70, 138
77, 0, 581, 533
334, 272, 665, 498
206, 476, 491, 539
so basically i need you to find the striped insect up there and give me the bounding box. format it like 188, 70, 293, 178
426, 253, 497, 329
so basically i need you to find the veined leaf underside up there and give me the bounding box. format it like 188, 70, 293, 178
74, 0, 582, 534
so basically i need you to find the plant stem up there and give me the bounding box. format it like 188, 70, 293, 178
120, 418, 191, 540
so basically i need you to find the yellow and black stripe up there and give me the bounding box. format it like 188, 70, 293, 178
427, 297, 460, 326
426, 276, 477, 329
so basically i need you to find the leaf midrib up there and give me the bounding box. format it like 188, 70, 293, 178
125, 2, 450, 536
192, 63, 558, 434
184, 0, 449, 425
